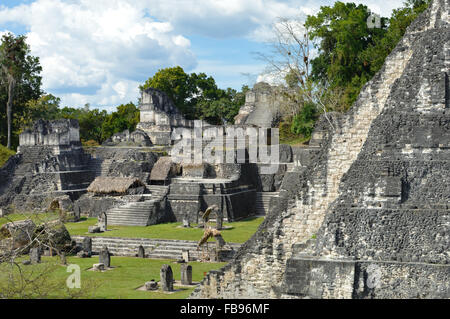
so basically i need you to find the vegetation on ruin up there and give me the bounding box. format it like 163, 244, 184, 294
66, 216, 265, 244
266, 0, 430, 144
0, 144, 15, 166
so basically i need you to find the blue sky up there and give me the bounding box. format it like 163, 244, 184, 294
0, 0, 404, 111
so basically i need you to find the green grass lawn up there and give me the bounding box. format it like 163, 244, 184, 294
0, 256, 226, 299
66, 217, 264, 243
0, 212, 60, 227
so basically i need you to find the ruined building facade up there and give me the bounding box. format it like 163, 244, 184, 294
0, 119, 94, 212
191, 0, 450, 299
0, 83, 293, 229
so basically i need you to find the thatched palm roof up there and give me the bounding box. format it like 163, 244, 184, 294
87, 177, 144, 194
150, 157, 174, 181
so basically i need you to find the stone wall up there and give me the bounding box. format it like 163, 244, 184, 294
0, 120, 95, 212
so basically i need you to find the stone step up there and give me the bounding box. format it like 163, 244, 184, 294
106, 200, 156, 226
254, 192, 279, 215
73, 236, 241, 260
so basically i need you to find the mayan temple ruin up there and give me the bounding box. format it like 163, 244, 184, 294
0, 0, 448, 300
191, 0, 450, 299
0, 86, 290, 228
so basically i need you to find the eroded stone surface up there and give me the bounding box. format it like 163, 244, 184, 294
191, 0, 450, 299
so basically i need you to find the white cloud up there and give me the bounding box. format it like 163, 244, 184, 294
0, 0, 407, 109
141, 0, 405, 42
0, 0, 197, 109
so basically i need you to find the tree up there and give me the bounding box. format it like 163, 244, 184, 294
361, 0, 430, 75
256, 17, 337, 130
140, 66, 194, 117
101, 102, 140, 141
305, 2, 389, 108
20, 94, 61, 129
0, 33, 42, 149
141, 67, 247, 124
0, 214, 98, 298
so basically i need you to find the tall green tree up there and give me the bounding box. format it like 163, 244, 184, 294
305, 1, 429, 110
101, 102, 140, 141
20, 94, 61, 128
141, 67, 247, 124
140, 66, 194, 117
361, 0, 430, 74
0, 33, 42, 149
305, 2, 388, 108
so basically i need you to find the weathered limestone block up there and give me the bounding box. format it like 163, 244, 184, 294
160, 264, 174, 292
181, 264, 193, 285
99, 246, 111, 268
82, 237, 92, 255
93, 263, 105, 271
30, 248, 41, 264
137, 245, 145, 258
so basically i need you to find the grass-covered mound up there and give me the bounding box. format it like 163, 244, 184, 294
66, 217, 264, 244
0, 145, 15, 167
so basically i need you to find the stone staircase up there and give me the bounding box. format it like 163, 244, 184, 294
105, 186, 168, 226
20, 147, 48, 164
146, 185, 169, 198
106, 200, 157, 226
72, 236, 241, 260
255, 192, 279, 215
88, 158, 114, 177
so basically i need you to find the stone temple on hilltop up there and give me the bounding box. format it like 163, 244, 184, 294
191, 0, 450, 298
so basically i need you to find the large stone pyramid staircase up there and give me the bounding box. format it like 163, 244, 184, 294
87, 158, 114, 177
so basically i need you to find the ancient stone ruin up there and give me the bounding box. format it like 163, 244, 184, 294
0, 119, 94, 213
29, 247, 41, 264
0, 0, 446, 301
234, 82, 286, 128
0, 76, 294, 229
160, 264, 174, 292
181, 264, 193, 285
191, 0, 450, 299
99, 246, 111, 268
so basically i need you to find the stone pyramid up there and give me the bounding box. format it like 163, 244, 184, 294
192, 0, 450, 299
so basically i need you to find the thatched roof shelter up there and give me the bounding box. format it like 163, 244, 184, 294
150, 157, 176, 181
87, 177, 145, 195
